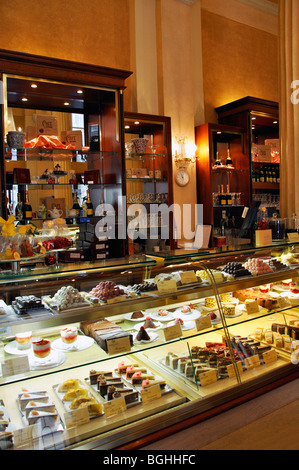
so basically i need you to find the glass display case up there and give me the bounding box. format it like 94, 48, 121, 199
0, 241, 299, 450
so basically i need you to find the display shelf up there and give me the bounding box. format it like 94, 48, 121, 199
0, 242, 299, 449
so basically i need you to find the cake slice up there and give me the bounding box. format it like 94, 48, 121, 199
131, 371, 155, 385
19, 393, 49, 411
25, 400, 56, 418
27, 409, 58, 426
142, 379, 166, 390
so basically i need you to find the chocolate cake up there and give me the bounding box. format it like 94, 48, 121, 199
136, 326, 150, 341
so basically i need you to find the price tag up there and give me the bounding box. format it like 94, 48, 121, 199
287, 232, 299, 242
195, 315, 212, 331
157, 280, 178, 294
107, 295, 127, 304
0, 326, 12, 337
245, 354, 260, 370
278, 296, 292, 309
64, 407, 90, 429
104, 396, 126, 418
2, 355, 29, 378
141, 384, 162, 404
163, 323, 183, 342
263, 349, 278, 364
107, 336, 131, 355
198, 369, 218, 387
245, 300, 260, 314
179, 271, 198, 284
227, 361, 243, 378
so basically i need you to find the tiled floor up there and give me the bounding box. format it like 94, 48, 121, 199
141, 378, 299, 450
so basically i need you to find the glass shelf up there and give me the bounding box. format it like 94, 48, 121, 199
5, 147, 118, 161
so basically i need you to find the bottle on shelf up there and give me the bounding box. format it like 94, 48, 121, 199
226, 184, 232, 205
226, 148, 233, 167
15, 193, 23, 220
85, 189, 94, 216
252, 166, 256, 183
217, 184, 221, 206
220, 184, 226, 205
23, 191, 32, 220
215, 152, 221, 166
259, 167, 265, 183
220, 210, 228, 236
72, 192, 81, 217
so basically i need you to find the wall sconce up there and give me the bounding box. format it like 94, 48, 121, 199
173, 136, 197, 167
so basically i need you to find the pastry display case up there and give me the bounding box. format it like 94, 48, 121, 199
0, 241, 299, 450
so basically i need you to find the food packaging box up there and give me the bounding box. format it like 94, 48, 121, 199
255, 229, 272, 247
35, 115, 58, 136
61, 130, 82, 150
59, 249, 89, 262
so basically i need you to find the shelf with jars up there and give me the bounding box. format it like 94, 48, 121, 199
124, 112, 174, 255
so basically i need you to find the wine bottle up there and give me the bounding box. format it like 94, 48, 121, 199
23, 191, 32, 220
220, 184, 226, 205
215, 152, 221, 166
217, 185, 221, 206
15, 193, 23, 220
72, 192, 81, 217
226, 148, 233, 167
226, 184, 232, 205
260, 168, 265, 183
86, 189, 94, 216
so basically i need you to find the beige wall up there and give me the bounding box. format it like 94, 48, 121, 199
201, 8, 279, 123
0, 0, 279, 243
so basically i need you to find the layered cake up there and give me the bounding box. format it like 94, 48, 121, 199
117, 361, 139, 374
89, 369, 113, 385
24, 400, 56, 418
12, 295, 42, 315
127, 282, 157, 294
27, 409, 58, 426
205, 297, 217, 308
15, 331, 32, 350
32, 338, 51, 358
81, 318, 133, 352
19, 392, 49, 411
60, 326, 78, 344
131, 371, 155, 385
233, 289, 278, 309
142, 379, 166, 389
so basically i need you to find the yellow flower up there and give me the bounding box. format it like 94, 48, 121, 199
0, 215, 16, 237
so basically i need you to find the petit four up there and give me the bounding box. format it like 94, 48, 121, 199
52, 286, 87, 311
244, 258, 273, 275
89, 281, 125, 302
222, 262, 251, 278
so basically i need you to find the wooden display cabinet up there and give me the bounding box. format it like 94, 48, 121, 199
0, 49, 132, 260
215, 97, 280, 212
195, 122, 249, 241
123, 112, 174, 254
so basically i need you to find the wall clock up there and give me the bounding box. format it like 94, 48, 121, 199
175, 168, 190, 187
